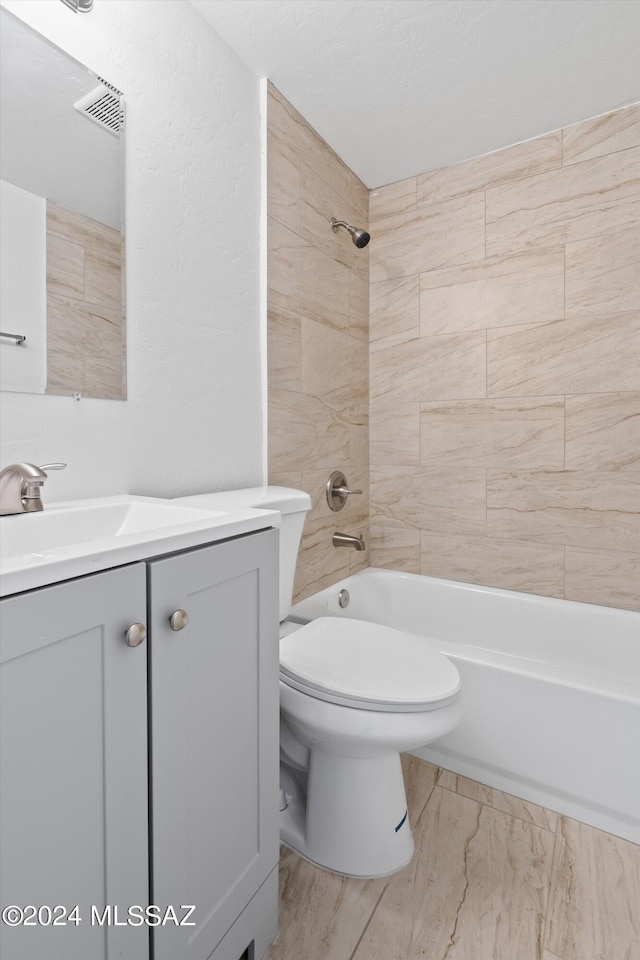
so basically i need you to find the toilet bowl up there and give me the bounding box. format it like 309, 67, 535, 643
176, 486, 462, 877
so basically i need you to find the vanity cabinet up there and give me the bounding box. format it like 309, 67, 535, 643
0, 563, 149, 960
0, 527, 279, 960
149, 530, 279, 960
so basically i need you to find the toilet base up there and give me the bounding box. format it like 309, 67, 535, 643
280, 750, 414, 878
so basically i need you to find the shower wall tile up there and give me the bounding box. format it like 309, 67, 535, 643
268, 217, 350, 328
487, 312, 640, 397
370, 331, 486, 404
564, 547, 640, 611
371, 465, 486, 536
267, 84, 369, 599
565, 393, 640, 472
267, 305, 301, 391
370, 400, 421, 465
369, 191, 485, 282
420, 397, 565, 468
369, 176, 417, 224
45, 200, 125, 400
300, 163, 368, 280
545, 817, 640, 960
84, 252, 121, 310
267, 134, 300, 233
562, 102, 640, 166
485, 146, 640, 256
46, 234, 85, 299
348, 270, 369, 341
419, 247, 565, 336
487, 470, 640, 552
267, 84, 354, 205
269, 388, 351, 472
369, 522, 421, 574
300, 318, 367, 402
564, 222, 640, 316
419, 533, 565, 598
47, 199, 121, 260
416, 130, 562, 205
370, 275, 420, 343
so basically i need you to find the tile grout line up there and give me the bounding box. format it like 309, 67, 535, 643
347, 882, 391, 960
540, 814, 564, 958
435, 783, 558, 834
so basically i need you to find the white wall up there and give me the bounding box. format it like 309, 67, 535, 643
0, 0, 264, 500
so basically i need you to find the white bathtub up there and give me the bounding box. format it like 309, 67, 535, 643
289, 568, 640, 844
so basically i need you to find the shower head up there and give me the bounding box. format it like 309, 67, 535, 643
330, 218, 370, 249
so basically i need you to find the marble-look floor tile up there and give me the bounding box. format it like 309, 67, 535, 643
437, 769, 558, 831
351, 785, 554, 960
402, 754, 439, 823
264, 846, 387, 960
545, 817, 640, 960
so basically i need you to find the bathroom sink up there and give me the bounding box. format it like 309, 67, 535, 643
0, 495, 278, 597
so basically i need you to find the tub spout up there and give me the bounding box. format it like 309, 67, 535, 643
333, 532, 366, 551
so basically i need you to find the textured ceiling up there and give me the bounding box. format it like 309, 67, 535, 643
190, 0, 640, 188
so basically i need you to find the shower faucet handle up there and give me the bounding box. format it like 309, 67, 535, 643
326, 470, 363, 511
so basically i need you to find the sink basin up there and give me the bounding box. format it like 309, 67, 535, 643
0, 495, 278, 597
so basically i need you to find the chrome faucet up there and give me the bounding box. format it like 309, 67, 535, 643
332, 532, 366, 551
0, 462, 66, 515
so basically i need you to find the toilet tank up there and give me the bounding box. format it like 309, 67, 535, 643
176, 486, 311, 621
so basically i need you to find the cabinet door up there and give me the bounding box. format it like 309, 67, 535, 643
149, 529, 279, 960
0, 564, 149, 960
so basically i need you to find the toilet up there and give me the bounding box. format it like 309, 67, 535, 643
177, 486, 461, 878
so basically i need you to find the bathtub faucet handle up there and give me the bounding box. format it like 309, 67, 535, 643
326, 470, 363, 511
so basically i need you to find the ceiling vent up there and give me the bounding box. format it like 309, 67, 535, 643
73, 82, 122, 137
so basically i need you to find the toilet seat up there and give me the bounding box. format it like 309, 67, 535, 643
279, 617, 460, 713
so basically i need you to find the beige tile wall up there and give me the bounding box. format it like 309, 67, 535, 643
369, 103, 640, 611
267, 85, 370, 602
46, 200, 125, 400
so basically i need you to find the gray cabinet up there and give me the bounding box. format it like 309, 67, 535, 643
0, 563, 149, 960
0, 526, 280, 960
149, 529, 280, 960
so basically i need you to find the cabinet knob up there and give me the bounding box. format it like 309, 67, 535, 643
169, 609, 189, 632
125, 623, 146, 647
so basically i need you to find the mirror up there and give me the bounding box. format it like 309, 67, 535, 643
0, 8, 126, 400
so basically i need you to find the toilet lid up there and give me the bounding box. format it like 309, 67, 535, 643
279, 617, 460, 712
